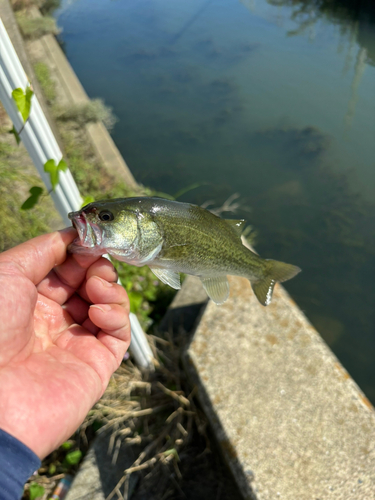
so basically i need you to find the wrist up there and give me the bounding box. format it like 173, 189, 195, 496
0, 428, 41, 500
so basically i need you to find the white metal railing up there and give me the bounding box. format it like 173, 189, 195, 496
0, 19, 153, 368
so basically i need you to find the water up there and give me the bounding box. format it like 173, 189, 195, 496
55, 0, 375, 400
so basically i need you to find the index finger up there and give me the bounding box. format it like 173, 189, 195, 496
0, 228, 77, 284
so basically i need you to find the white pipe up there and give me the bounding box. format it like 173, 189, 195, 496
0, 18, 154, 369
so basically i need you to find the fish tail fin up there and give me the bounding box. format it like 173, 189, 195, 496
250, 260, 301, 306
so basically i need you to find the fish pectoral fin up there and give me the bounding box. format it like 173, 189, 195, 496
201, 276, 230, 305
149, 267, 181, 290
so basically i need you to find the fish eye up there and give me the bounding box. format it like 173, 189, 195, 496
99, 210, 114, 222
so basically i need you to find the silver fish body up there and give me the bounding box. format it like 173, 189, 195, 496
68, 197, 301, 305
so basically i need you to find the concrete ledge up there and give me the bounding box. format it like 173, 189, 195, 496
184, 276, 375, 499
65, 432, 139, 500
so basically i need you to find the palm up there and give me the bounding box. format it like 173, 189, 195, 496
0, 229, 130, 459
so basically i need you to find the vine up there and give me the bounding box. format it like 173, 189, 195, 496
10, 84, 68, 208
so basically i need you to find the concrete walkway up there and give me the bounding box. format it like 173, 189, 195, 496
184, 275, 375, 499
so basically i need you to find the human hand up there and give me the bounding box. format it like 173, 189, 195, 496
0, 228, 130, 459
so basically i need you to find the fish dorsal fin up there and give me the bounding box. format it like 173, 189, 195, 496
225, 219, 246, 236
201, 276, 230, 305
149, 267, 181, 290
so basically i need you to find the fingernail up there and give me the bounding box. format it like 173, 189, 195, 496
90, 304, 112, 313
112, 267, 119, 282
95, 276, 113, 288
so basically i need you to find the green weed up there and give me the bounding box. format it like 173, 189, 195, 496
56, 99, 117, 131
0, 142, 56, 252
33, 62, 56, 104
114, 260, 176, 329
15, 12, 60, 39
11, 0, 60, 12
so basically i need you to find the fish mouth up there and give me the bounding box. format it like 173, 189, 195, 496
68, 211, 102, 248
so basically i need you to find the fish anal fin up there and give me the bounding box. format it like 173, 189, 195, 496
149, 267, 181, 290
224, 219, 246, 236
201, 276, 230, 305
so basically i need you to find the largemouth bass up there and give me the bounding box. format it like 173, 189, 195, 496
68, 197, 300, 305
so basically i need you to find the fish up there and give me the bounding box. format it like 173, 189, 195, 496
68, 197, 301, 306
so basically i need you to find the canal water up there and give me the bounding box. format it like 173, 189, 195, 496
54, 0, 375, 400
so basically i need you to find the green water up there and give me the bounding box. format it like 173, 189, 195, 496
55, 0, 375, 400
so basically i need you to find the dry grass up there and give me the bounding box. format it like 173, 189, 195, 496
84, 333, 206, 500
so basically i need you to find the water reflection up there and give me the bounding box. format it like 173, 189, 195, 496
246, 0, 375, 126
265, 0, 375, 48
345, 47, 367, 127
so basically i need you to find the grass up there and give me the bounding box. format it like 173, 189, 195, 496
33, 62, 56, 104
56, 99, 117, 131
57, 122, 140, 200
115, 260, 176, 329
0, 139, 58, 253
15, 12, 60, 39
11, 0, 61, 13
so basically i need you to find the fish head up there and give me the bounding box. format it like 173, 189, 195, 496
68, 198, 163, 265
68, 199, 138, 256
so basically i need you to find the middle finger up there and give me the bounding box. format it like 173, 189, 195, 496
80, 276, 129, 313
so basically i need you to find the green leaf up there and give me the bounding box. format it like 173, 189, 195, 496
29, 483, 45, 500
21, 186, 43, 210
48, 463, 56, 475
65, 450, 82, 465
12, 86, 34, 122
43, 158, 68, 190
44, 159, 56, 173
81, 195, 94, 208
25, 86, 34, 121
9, 126, 21, 145
57, 158, 67, 172
163, 448, 180, 461
44, 158, 59, 190
127, 291, 143, 313
12, 88, 25, 116
61, 441, 73, 450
